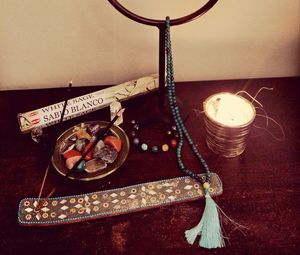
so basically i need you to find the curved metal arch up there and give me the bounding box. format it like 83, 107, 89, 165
107, 0, 219, 111
108, 0, 219, 27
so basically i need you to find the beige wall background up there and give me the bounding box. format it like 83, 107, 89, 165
0, 0, 299, 90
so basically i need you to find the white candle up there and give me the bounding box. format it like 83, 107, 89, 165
204, 92, 255, 127
203, 92, 256, 157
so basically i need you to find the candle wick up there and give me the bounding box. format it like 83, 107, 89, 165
214, 98, 221, 117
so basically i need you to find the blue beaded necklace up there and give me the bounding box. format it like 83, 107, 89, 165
165, 17, 211, 187
165, 16, 228, 249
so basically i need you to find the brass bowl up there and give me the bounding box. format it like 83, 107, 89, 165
51, 121, 130, 181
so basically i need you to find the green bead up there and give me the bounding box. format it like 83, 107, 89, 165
141, 143, 148, 151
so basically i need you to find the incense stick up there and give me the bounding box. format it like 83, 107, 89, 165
35, 81, 72, 211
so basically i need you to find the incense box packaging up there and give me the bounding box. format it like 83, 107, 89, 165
18, 74, 158, 133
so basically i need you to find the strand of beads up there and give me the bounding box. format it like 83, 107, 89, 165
129, 120, 178, 153
165, 16, 211, 186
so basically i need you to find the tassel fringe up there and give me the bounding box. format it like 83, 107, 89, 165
185, 193, 225, 249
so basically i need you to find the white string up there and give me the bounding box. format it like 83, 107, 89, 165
192, 108, 205, 118
217, 204, 249, 237
251, 107, 269, 138
252, 87, 274, 102
235, 90, 263, 108
236, 87, 285, 142
236, 87, 274, 108
253, 112, 286, 142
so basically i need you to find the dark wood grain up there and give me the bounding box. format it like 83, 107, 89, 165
0, 77, 299, 255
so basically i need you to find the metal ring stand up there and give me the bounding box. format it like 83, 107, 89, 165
108, 0, 219, 121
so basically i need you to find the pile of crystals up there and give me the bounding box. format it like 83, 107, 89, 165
61, 123, 122, 174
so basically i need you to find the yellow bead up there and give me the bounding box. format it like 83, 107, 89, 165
203, 182, 210, 189
162, 144, 169, 152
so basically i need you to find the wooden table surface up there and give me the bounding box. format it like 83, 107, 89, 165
0, 77, 299, 255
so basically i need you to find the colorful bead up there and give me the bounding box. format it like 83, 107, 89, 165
170, 139, 177, 148
203, 182, 210, 189
130, 130, 136, 137
141, 143, 148, 151
133, 138, 140, 145
129, 120, 178, 154
162, 144, 169, 152
151, 146, 159, 153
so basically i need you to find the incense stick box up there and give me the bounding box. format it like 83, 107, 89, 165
18, 74, 158, 134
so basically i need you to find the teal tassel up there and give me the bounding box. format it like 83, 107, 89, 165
185, 192, 225, 249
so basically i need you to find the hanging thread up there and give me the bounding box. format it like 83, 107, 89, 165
236, 87, 285, 142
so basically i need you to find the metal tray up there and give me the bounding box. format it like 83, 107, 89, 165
51, 121, 129, 181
